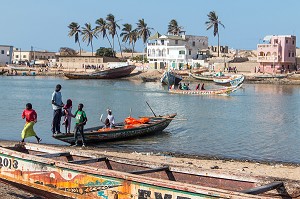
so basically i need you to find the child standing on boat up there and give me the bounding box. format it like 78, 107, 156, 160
62, 99, 74, 134
73, 103, 87, 147
21, 103, 42, 143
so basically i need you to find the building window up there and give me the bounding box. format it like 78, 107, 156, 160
292, 52, 294, 57
179, 50, 185, 55
192, 41, 195, 46
161, 40, 164, 45
293, 40, 295, 45
175, 40, 178, 44
16, 55, 19, 58
286, 39, 288, 44
1, 50, 4, 54
189, 50, 191, 55
23, 55, 26, 58
288, 52, 291, 57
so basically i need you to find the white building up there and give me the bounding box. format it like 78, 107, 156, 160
0, 45, 13, 65
147, 32, 208, 69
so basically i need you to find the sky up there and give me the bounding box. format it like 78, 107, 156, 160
1, 0, 299, 53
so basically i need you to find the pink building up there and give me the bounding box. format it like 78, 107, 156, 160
257, 35, 296, 73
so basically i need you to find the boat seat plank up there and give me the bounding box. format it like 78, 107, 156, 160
241, 181, 284, 195
129, 166, 170, 175
37, 152, 71, 158
68, 157, 107, 164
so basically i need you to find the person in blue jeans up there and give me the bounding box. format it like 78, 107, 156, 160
51, 84, 64, 135
72, 103, 88, 147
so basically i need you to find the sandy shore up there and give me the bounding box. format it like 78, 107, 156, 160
0, 140, 300, 198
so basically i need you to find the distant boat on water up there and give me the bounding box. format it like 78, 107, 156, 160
64, 64, 136, 79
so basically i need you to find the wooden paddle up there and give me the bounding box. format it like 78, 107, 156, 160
138, 116, 187, 121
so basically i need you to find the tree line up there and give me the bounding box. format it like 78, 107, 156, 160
67, 11, 225, 58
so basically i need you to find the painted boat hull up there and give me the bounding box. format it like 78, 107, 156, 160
160, 71, 183, 85
53, 114, 176, 144
64, 65, 136, 79
169, 85, 242, 96
0, 144, 279, 199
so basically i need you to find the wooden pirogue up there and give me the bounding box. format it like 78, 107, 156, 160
53, 113, 177, 144
0, 143, 289, 199
169, 84, 242, 96
64, 65, 136, 79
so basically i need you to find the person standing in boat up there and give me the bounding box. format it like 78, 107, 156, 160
73, 103, 87, 147
21, 103, 42, 143
195, 83, 200, 90
104, 109, 115, 129
201, 83, 205, 90
62, 99, 74, 134
51, 84, 64, 135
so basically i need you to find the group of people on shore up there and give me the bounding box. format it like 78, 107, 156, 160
21, 84, 115, 147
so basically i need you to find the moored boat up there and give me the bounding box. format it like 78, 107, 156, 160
64, 64, 136, 79
160, 71, 183, 85
169, 84, 242, 96
190, 72, 216, 81
0, 143, 288, 199
141, 76, 158, 82
213, 75, 245, 86
53, 113, 177, 144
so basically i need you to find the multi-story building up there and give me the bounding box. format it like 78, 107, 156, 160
0, 45, 13, 65
147, 32, 208, 70
12, 48, 56, 65
257, 35, 296, 73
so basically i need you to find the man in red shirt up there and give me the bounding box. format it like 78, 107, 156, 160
21, 103, 42, 143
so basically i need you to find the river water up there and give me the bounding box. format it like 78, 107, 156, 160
1, 76, 300, 164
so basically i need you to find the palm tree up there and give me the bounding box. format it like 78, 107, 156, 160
167, 19, 183, 35
106, 14, 122, 57
68, 22, 82, 55
205, 11, 225, 57
136, 19, 153, 65
120, 23, 138, 58
81, 23, 98, 56
95, 18, 113, 49
136, 19, 153, 44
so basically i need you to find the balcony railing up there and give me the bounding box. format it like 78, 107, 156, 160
147, 54, 186, 59
257, 44, 278, 48
257, 56, 278, 62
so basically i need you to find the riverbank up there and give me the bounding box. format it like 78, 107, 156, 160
0, 140, 300, 198
2, 66, 300, 85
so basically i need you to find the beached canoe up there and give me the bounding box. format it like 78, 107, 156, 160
0, 143, 287, 199
141, 76, 158, 82
190, 72, 215, 81
53, 113, 177, 144
169, 84, 242, 96
64, 65, 136, 79
160, 71, 183, 85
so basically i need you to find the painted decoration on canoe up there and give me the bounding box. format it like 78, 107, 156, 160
0, 153, 212, 198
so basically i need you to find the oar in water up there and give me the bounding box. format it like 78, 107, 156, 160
146, 101, 157, 117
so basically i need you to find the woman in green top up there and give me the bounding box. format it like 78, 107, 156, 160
72, 103, 88, 147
